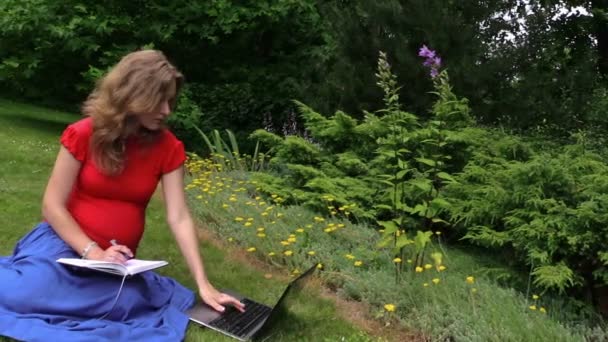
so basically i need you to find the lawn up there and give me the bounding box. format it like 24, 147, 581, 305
0, 99, 377, 342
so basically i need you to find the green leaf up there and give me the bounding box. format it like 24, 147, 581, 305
409, 203, 427, 215
376, 233, 394, 248
430, 197, 450, 209
377, 220, 398, 234
414, 230, 433, 253
3, 60, 19, 68
436, 172, 457, 183
532, 263, 581, 293
599, 252, 608, 266
395, 235, 413, 248
416, 157, 437, 167
396, 169, 409, 179
374, 204, 393, 211
431, 217, 449, 224
410, 179, 432, 192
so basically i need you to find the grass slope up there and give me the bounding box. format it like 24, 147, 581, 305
0, 99, 373, 342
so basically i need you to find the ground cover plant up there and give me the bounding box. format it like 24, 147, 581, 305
0, 99, 375, 342
184, 157, 607, 341
182, 48, 608, 340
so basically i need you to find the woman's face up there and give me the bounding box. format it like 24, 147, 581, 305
136, 100, 171, 131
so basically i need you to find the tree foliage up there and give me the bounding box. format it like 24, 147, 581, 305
1, 0, 606, 139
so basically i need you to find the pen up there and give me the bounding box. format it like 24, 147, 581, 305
110, 239, 132, 260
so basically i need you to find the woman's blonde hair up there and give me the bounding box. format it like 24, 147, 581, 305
82, 50, 183, 175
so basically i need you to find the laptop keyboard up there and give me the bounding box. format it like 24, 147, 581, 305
208, 298, 272, 338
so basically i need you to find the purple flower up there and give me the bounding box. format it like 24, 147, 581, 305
433, 56, 441, 67
418, 45, 436, 59
418, 45, 442, 78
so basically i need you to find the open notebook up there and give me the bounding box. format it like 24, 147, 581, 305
57, 258, 168, 276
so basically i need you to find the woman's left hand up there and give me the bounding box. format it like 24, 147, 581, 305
199, 284, 246, 313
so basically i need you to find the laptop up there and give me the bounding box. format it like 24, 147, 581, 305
187, 265, 317, 341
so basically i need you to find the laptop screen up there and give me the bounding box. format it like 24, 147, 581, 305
253, 265, 317, 338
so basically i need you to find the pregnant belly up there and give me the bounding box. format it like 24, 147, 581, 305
69, 198, 146, 253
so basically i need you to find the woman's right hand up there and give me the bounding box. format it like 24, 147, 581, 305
86, 244, 133, 264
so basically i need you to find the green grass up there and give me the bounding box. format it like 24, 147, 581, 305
0, 99, 374, 342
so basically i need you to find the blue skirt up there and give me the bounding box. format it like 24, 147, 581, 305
0, 222, 196, 342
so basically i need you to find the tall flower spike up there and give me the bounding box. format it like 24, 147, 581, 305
418, 45, 442, 78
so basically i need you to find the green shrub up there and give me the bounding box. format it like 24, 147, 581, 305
445, 140, 608, 294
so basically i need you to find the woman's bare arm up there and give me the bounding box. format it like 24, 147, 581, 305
161, 165, 245, 312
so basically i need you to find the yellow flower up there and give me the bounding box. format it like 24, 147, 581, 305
432, 278, 440, 285
222, 204, 229, 208
345, 254, 355, 260
316, 263, 323, 269
268, 252, 276, 256
196, 195, 203, 199
383, 304, 396, 312
261, 212, 269, 216
415, 266, 424, 273
284, 250, 293, 256
435, 231, 441, 235
539, 307, 547, 314
287, 237, 296, 243
247, 247, 256, 252
438, 265, 447, 271
423, 283, 429, 287
235, 217, 244, 222
532, 294, 539, 300
424, 264, 432, 270
466, 276, 475, 284
529, 305, 537, 311
308, 251, 316, 256
257, 227, 265, 232
257, 233, 266, 238
247, 217, 254, 221
393, 258, 402, 263
277, 213, 284, 218
407, 259, 412, 264
354, 261, 363, 267
296, 228, 305, 233
244, 222, 252, 227
280, 241, 290, 246
228, 237, 234, 242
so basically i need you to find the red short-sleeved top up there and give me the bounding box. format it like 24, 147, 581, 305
57, 117, 185, 254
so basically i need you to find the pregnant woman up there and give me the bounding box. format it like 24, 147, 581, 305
0, 50, 244, 341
